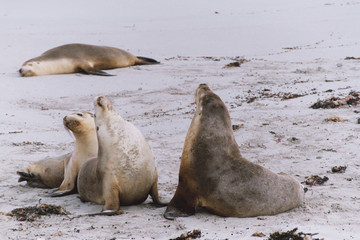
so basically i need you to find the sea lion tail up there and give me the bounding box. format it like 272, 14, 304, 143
136, 56, 160, 65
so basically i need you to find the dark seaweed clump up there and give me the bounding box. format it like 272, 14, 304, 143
7, 204, 69, 221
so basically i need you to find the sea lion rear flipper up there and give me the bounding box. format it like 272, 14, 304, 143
17, 171, 49, 188
17, 171, 35, 182
136, 56, 160, 65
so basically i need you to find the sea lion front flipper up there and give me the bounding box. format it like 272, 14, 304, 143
50, 189, 76, 197
163, 187, 196, 220
164, 205, 194, 220
85, 69, 115, 76
79, 66, 115, 76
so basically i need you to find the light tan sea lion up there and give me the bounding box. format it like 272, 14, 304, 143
19, 43, 160, 77
17, 112, 97, 192
51, 112, 98, 197
164, 84, 304, 220
17, 153, 70, 189
77, 96, 163, 215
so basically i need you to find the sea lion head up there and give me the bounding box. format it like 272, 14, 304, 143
194, 84, 231, 129
94, 96, 114, 117
19, 61, 40, 77
63, 112, 95, 135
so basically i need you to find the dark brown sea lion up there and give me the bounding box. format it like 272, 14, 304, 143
164, 84, 304, 219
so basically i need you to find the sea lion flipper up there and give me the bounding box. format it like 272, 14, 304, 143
149, 178, 167, 207
81, 68, 115, 76
86, 209, 124, 217
50, 189, 76, 197
164, 189, 196, 220
136, 56, 160, 65
164, 206, 193, 220
17, 171, 35, 181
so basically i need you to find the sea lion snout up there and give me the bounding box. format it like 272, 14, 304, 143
195, 84, 211, 104
95, 96, 104, 108
19, 66, 34, 77
95, 96, 114, 112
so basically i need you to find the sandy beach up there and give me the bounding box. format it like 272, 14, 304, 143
1, 1, 360, 239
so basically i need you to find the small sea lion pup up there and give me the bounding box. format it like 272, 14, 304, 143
164, 84, 304, 220
17, 112, 97, 191
19, 43, 160, 77
51, 112, 98, 197
77, 96, 163, 215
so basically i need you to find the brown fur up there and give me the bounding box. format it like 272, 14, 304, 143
164, 84, 304, 219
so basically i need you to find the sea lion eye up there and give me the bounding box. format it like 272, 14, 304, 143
77, 113, 83, 117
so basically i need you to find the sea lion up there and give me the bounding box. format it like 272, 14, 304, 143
17, 112, 97, 192
77, 96, 163, 215
164, 84, 304, 220
51, 112, 98, 197
17, 153, 70, 189
19, 43, 160, 77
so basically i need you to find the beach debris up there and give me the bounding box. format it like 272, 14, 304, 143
232, 124, 244, 131
0, 130, 23, 135
303, 175, 329, 186
268, 228, 321, 240
170, 229, 201, 240
325, 116, 345, 122
252, 232, 266, 237
311, 91, 360, 109
331, 166, 347, 173
7, 204, 69, 221
287, 137, 300, 143
243, 89, 306, 104
12, 141, 45, 146
224, 58, 248, 68
225, 61, 241, 67
345, 56, 360, 60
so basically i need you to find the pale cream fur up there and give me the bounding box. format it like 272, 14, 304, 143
52, 112, 98, 196
77, 96, 162, 214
